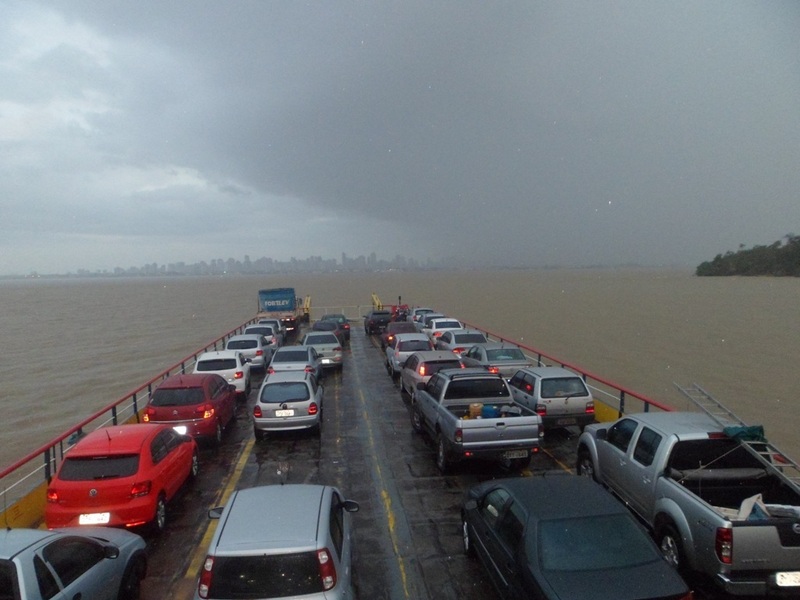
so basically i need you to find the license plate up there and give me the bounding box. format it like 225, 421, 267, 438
556, 418, 576, 426
172, 425, 187, 435
321, 358, 332, 364
275, 409, 295, 417
79, 512, 110, 525
776, 572, 800, 587
504, 450, 528, 459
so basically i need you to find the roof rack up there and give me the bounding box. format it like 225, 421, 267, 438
675, 383, 800, 487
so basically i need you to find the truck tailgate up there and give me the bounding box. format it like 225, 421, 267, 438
732, 521, 800, 571
459, 416, 540, 449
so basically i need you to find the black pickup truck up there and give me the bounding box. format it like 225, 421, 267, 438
364, 309, 393, 334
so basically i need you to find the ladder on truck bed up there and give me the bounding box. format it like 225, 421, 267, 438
675, 383, 800, 487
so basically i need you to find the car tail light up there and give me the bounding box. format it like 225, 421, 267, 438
46, 489, 59, 503
488, 366, 500, 374
142, 407, 155, 422
308, 402, 319, 415
305, 365, 315, 373
334, 346, 342, 352
433, 331, 444, 338
130, 480, 152, 498
453, 347, 465, 354
716, 527, 733, 563
536, 404, 547, 417
455, 428, 463, 443
585, 402, 595, 414
253, 405, 262, 418
196, 403, 215, 419
234, 370, 244, 379
255, 349, 264, 356
419, 365, 427, 376
317, 548, 337, 590
388, 335, 395, 343
198, 555, 214, 599
268, 366, 275, 374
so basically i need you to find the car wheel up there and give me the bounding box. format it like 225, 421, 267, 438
190, 449, 200, 479
503, 454, 531, 472
410, 404, 423, 433
576, 446, 596, 481
213, 421, 223, 446
152, 494, 167, 534
462, 515, 476, 558
657, 524, 685, 572
254, 427, 266, 441
436, 434, 451, 474
117, 553, 146, 600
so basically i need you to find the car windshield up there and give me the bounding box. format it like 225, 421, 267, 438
261, 382, 311, 403
273, 350, 309, 363
540, 377, 588, 398
59, 455, 140, 481
537, 514, 659, 571
209, 553, 322, 598
486, 348, 526, 361
398, 340, 432, 352
197, 359, 237, 371
227, 340, 257, 350
305, 333, 338, 345
454, 333, 487, 344
151, 387, 205, 407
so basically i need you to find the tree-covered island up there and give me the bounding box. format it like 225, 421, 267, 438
696, 234, 800, 276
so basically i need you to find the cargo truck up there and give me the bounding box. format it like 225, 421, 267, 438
257, 287, 303, 333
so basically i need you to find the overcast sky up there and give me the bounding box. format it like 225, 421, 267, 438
2, 1, 799, 275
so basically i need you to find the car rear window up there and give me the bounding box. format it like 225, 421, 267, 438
273, 350, 309, 362
434, 320, 460, 328
260, 382, 311, 403
540, 377, 589, 398
444, 378, 510, 399
305, 333, 338, 345
227, 340, 257, 350
486, 348, 526, 361
245, 326, 274, 336
398, 340, 432, 352
454, 333, 487, 344
151, 388, 205, 407
58, 455, 139, 481
424, 360, 462, 374
209, 552, 322, 598
197, 359, 237, 371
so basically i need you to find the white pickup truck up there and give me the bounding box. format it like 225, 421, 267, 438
577, 411, 800, 596
410, 368, 543, 473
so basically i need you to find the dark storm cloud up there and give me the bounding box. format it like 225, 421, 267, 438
2, 1, 800, 273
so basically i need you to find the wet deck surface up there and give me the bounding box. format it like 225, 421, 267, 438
138, 327, 731, 600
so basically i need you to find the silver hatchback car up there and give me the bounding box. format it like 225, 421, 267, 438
253, 370, 324, 439
195, 484, 359, 600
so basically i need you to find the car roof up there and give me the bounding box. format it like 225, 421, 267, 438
303, 332, 339, 343
158, 373, 216, 388
67, 424, 164, 456
619, 411, 723, 434
407, 350, 463, 362
273, 346, 311, 356
227, 334, 266, 343
214, 485, 328, 553
394, 333, 431, 342
263, 370, 313, 383
479, 342, 521, 350
0, 528, 59, 558
197, 350, 241, 360
491, 476, 628, 521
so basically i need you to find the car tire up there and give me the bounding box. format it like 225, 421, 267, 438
254, 427, 266, 442
503, 454, 531, 472
657, 524, 686, 573
436, 434, 451, 474
190, 450, 200, 479
410, 404, 423, 433
152, 494, 167, 534
576, 446, 597, 481
462, 515, 476, 558
117, 553, 146, 600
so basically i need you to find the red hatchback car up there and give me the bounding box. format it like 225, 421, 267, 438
45, 423, 198, 532
143, 373, 237, 445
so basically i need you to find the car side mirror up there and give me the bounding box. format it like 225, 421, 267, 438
103, 544, 120, 560
229, 384, 237, 393
208, 506, 224, 519
416, 381, 427, 391
340, 499, 360, 513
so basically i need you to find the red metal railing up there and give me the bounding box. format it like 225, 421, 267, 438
0, 317, 258, 524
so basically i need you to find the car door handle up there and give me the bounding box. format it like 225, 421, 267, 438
72, 594, 82, 600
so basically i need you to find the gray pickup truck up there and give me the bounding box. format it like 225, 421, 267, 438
410, 368, 543, 473
577, 411, 800, 596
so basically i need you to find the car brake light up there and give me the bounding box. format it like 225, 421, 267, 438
196, 403, 215, 419
234, 371, 244, 379
716, 527, 733, 563
585, 402, 595, 414
433, 331, 443, 337
419, 365, 427, 376
455, 428, 463, 443
305, 366, 314, 373
198, 555, 214, 599
46, 489, 59, 503
453, 347, 465, 354
255, 349, 264, 356
130, 480, 152, 498
334, 346, 342, 352
317, 548, 337, 590
268, 366, 275, 374
536, 405, 547, 416
308, 402, 319, 415
488, 366, 500, 374
253, 405, 262, 418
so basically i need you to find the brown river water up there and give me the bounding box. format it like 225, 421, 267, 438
1, 268, 798, 470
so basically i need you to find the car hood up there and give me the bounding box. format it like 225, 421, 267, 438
539, 560, 688, 600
